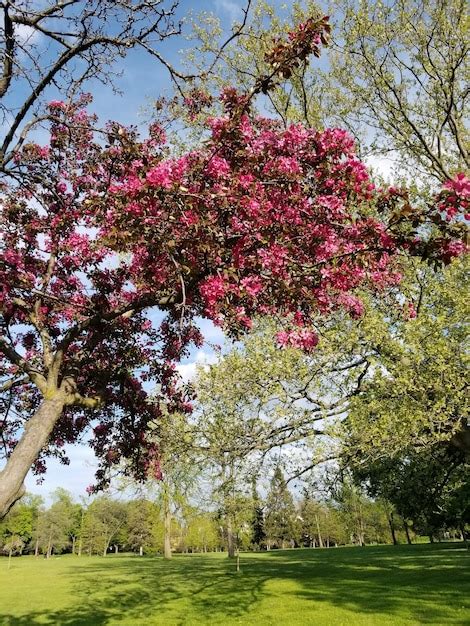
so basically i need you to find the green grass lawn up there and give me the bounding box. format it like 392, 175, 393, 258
1, 543, 469, 625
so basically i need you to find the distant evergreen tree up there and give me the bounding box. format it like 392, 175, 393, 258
264, 467, 299, 549
250, 481, 265, 549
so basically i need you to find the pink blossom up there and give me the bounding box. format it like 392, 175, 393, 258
147, 157, 189, 188
259, 244, 289, 275
266, 156, 301, 176
440, 239, 467, 262
146, 162, 173, 188
241, 275, 263, 297
200, 276, 227, 307
443, 173, 470, 197
48, 100, 67, 110
276, 328, 319, 351
181, 210, 199, 226
407, 302, 417, 319
338, 293, 364, 318
110, 175, 143, 195
206, 156, 231, 178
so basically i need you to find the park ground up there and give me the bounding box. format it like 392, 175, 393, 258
0, 543, 469, 625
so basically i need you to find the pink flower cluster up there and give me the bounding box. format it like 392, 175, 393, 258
440, 173, 470, 221
199, 276, 228, 313
206, 156, 231, 178
276, 328, 319, 351
146, 156, 188, 189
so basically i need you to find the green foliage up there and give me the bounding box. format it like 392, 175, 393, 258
0, 503, 34, 546
353, 444, 470, 539
345, 256, 469, 461
126, 499, 160, 555
81, 496, 127, 557
326, 0, 469, 180
299, 496, 347, 547
184, 511, 220, 553
194, 315, 370, 475
250, 487, 266, 549
189, 0, 469, 181
35, 489, 78, 557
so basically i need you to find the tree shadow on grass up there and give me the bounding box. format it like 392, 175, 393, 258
261, 543, 470, 624
1, 554, 269, 625
1, 543, 468, 625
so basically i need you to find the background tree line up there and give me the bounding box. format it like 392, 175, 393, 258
1, 466, 466, 562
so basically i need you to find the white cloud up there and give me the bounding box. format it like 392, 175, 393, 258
196, 317, 226, 344
365, 152, 399, 182
176, 349, 219, 383
213, 0, 244, 21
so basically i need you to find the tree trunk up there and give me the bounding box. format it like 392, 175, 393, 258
0, 396, 65, 518
315, 515, 324, 548
78, 509, 84, 556
460, 523, 468, 550
388, 513, 398, 545
163, 493, 172, 560
403, 520, 412, 545
34, 538, 39, 557
226, 517, 235, 558
46, 532, 52, 559
72, 536, 76, 555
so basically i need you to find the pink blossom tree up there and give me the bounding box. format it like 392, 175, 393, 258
0, 17, 467, 517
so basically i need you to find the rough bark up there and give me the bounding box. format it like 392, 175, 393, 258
226, 517, 236, 558
388, 513, 398, 545
163, 493, 172, 560
0, 395, 65, 518
460, 523, 468, 550
403, 520, 412, 545
78, 509, 84, 556
315, 515, 324, 548
46, 531, 52, 558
